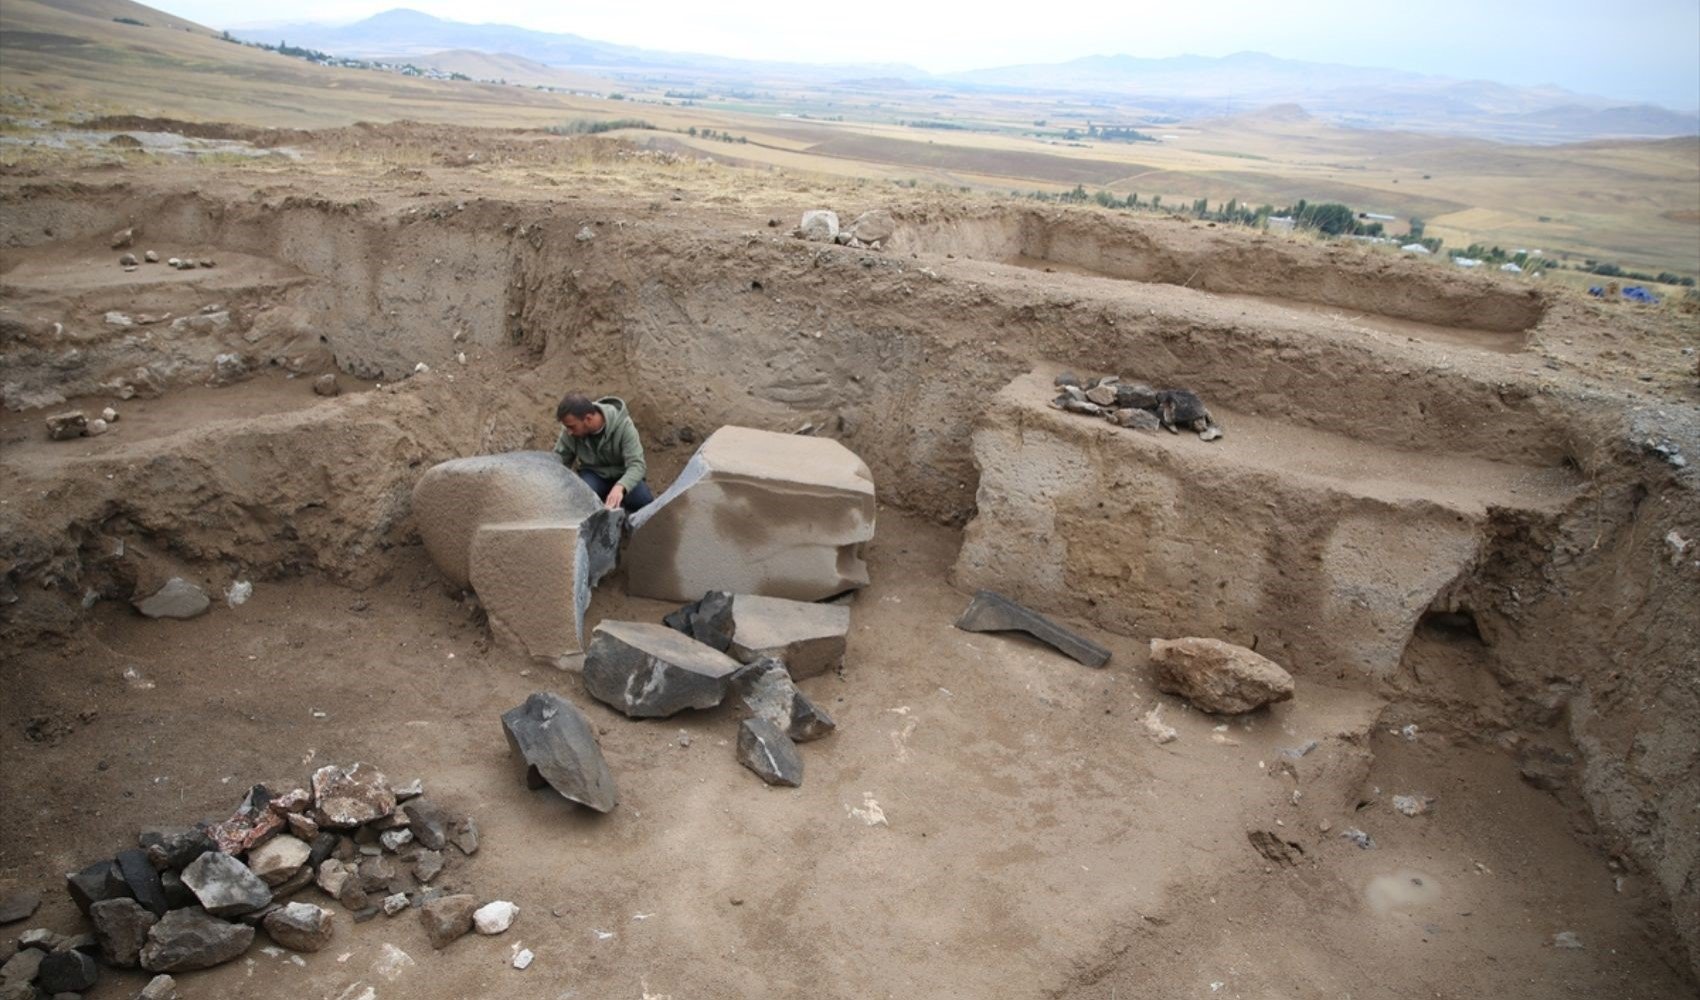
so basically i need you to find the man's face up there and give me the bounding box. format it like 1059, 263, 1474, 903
561, 411, 603, 438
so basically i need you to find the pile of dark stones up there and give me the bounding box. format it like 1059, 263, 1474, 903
0, 762, 497, 1000
1050, 371, 1224, 441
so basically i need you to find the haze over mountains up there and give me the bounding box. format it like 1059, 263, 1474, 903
230, 8, 1699, 143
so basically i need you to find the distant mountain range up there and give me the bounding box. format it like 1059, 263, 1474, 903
230, 9, 1700, 142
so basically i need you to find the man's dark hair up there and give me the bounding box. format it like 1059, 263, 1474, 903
556, 393, 598, 421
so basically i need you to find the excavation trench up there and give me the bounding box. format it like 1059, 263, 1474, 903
0, 188, 1694, 992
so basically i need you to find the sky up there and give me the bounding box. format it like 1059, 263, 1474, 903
149, 0, 1700, 108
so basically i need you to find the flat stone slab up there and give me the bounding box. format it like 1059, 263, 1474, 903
726, 594, 851, 680
413, 451, 621, 660
954, 590, 1111, 668
139, 908, 254, 972
1149, 636, 1295, 714
582, 621, 740, 719
0, 890, 41, 924
626, 427, 876, 603
737, 718, 804, 787
501, 692, 618, 813
91, 898, 158, 968
262, 902, 334, 953
132, 578, 209, 620
179, 853, 271, 918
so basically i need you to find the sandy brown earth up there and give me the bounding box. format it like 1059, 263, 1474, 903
1, 124, 1696, 999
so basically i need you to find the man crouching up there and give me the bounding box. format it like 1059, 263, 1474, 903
554, 392, 654, 513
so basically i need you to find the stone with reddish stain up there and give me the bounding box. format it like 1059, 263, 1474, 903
310, 763, 395, 829
208, 810, 284, 856
267, 789, 311, 815
419, 894, 477, 949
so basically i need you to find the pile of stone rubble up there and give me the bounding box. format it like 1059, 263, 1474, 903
111, 227, 214, 273
1049, 371, 1224, 441
0, 763, 515, 1000
794, 209, 896, 250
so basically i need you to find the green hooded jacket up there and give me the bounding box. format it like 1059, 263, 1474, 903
553, 396, 647, 492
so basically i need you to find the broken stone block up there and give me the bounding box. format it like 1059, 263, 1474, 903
382, 893, 409, 916
847, 209, 896, 244
626, 427, 876, 603
394, 779, 424, 801
419, 894, 478, 949
285, 813, 319, 841
45, 411, 87, 440
35, 950, 97, 994
380, 828, 413, 852
449, 817, 479, 856
306, 832, 340, 869
139, 908, 253, 972
262, 902, 333, 953
413, 452, 622, 660
955, 590, 1111, 668
412, 850, 445, 885
500, 692, 618, 813
90, 899, 157, 968
158, 871, 195, 910
140, 827, 214, 873
311, 762, 395, 828
0, 891, 39, 925
726, 594, 851, 679
355, 855, 398, 896
115, 849, 169, 916
246, 836, 310, 888
1085, 383, 1118, 406
473, 900, 518, 935
179, 853, 270, 918
583, 621, 740, 719
661, 590, 734, 651
138, 973, 178, 1000
66, 860, 132, 915
736, 718, 804, 787
1148, 637, 1294, 714
401, 799, 450, 851
1, 949, 43, 987
1113, 408, 1162, 430
730, 659, 836, 743
132, 579, 210, 621
313, 859, 353, 899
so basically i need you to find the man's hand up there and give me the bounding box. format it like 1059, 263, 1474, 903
604, 484, 625, 511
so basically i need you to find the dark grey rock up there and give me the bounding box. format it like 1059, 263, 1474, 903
1060, 398, 1103, 416
1113, 408, 1162, 431
262, 902, 333, 953
661, 591, 734, 651
0, 948, 43, 986
158, 870, 194, 910
1156, 388, 1211, 431
583, 621, 739, 718
179, 853, 271, 917
35, 950, 97, 993
115, 849, 169, 916
730, 659, 836, 743
132, 579, 209, 620
139, 908, 254, 972
737, 718, 804, 787
419, 894, 477, 949
66, 861, 132, 915
355, 856, 398, 896
401, 799, 451, 851
90, 898, 158, 967
954, 590, 1111, 668
1053, 372, 1080, 387
140, 828, 214, 873
306, 832, 341, 868
0, 890, 40, 924
449, 817, 478, 856
500, 692, 618, 813
1114, 382, 1160, 410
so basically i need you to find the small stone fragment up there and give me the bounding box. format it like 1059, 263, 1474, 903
1, 948, 44, 987
736, 717, 804, 787
419, 894, 478, 949
111, 227, 134, 249
401, 799, 450, 851
725, 595, 851, 680
35, 950, 98, 994
381, 893, 409, 916
139, 908, 254, 972
1053, 371, 1081, 387
137, 973, 178, 999
500, 692, 618, 813
473, 900, 518, 935
661, 590, 734, 651
1552, 930, 1584, 950
115, 849, 169, 916
313, 859, 353, 899
730, 658, 835, 742
799, 210, 839, 242
247, 836, 310, 887
1392, 794, 1433, 817
513, 947, 534, 969
132, 579, 210, 621
1113, 408, 1162, 431
394, 779, 424, 801
0, 890, 40, 925
1149, 637, 1294, 714
179, 853, 271, 918
46, 411, 88, 440
120, 252, 139, 267
1140, 706, 1178, 744
311, 762, 396, 828
313, 373, 341, 397
955, 590, 1111, 667
1341, 828, 1376, 850
285, 813, 319, 841
66, 860, 132, 915
143, 251, 160, 264
262, 902, 333, 953
1085, 384, 1118, 406
449, 817, 479, 856
380, 829, 413, 853
87, 417, 109, 436
412, 850, 444, 885
18, 929, 59, 950
583, 621, 740, 718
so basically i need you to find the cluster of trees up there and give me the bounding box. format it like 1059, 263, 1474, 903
687, 127, 749, 144
1580, 261, 1695, 286
549, 119, 654, 135
902, 120, 969, 131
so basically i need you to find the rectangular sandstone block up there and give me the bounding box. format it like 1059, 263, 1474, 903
469, 518, 619, 664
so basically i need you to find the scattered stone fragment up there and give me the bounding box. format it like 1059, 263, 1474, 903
730, 658, 836, 742
394, 779, 424, 801
1392, 794, 1433, 817
661, 590, 734, 651
262, 902, 333, 953
1084, 384, 1119, 407
143, 251, 159, 264
1114, 382, 1159, 409
799, 210, 839, 242
46, 411, 88, 440
305, 832, 339, 869
1552, 931, 1584, 950
285, 813, 319, 841
166, 258, 181, 268
115, 849, 169, 916
1112, 408, 1161, 430
246, 836, 310, 888
312, 373, 341, 397
35, 950, 97, 994
66, 860, 132, 915
401, 799, 450, 851
412, 850, 445, 885
1156, 388, 1213, 433
180, 853, 271, 918
1054, 372, 1081, 387
736, 718, 804, 787
0, 891, 40, 925
1148, 637, 1294, 714
311, 762, 396, 828
1340, 828, 1376, 850
380, 829, 414, 852
449, 818, 479, 856
419, 895, 478, 949
575, 225, 596, 242
955, 590, 1111, 667
111, 227, 134, 249
725, 595, 851, 680
18, 929, 59, 951
1059, 397, 1103, 416
1140, 706, 1178, 744
139, 907, 254, 972
132, 579, 210, 621
119, 252, 139, 267
199, 258, 215, 269
1, 948, 44, 986
87, 417, 109, 436
847, 209, 896, 244
313, 859, 353, 899
1199, 426, 1224, 442
513, 947, 534, 970
382, 892, 410, 916
473, 900, 518, 935
583, 621, 741, 718
56, 931, 99, 954
266, 788, 310, 814
137, 973, 178, 999
355, 855, 398, 896
500, 692, 618, 813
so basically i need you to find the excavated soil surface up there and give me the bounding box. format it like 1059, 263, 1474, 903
1, 130, 1696, 999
